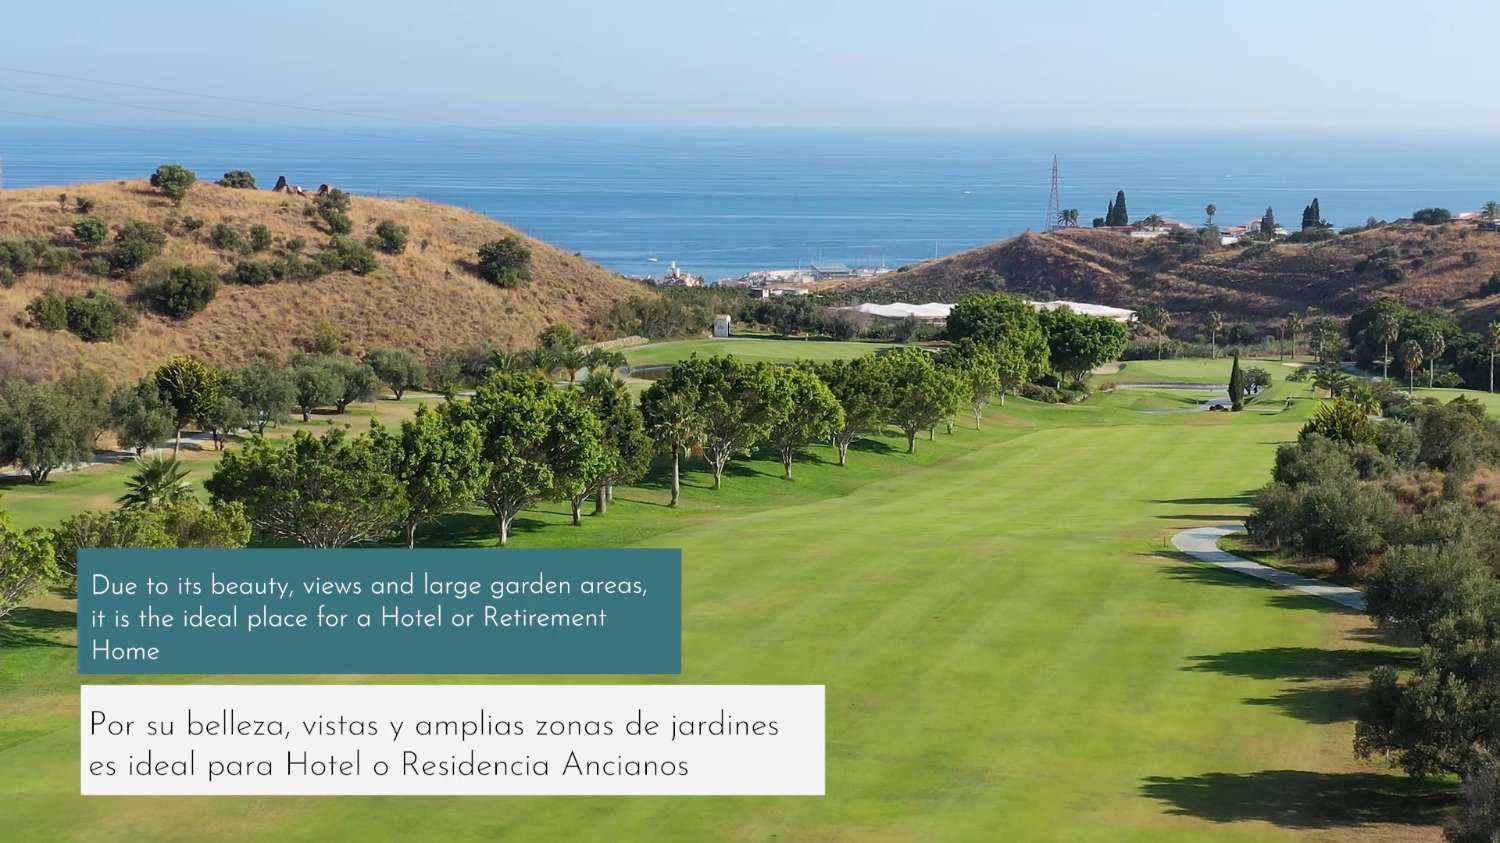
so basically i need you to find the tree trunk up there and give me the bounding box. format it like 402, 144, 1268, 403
905, 428, 916, 453
670, 450, 681, 507
404, 521, 418, 549
173, 427, 182, 457
1383, 341, 1390, 379
393, 387, 404, 400
570, 496, 583, 526
594, 485, 608, 516
302, 409, 311, 422
495, 512, 510, 547
781, 447, 793, 479
974, 407, 982, 430
1491, 354, 1495, 393
837, 440, 849, 465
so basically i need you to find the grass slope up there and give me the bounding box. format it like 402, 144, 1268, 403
0, 385, 1452, 840
0, 181, 650, 380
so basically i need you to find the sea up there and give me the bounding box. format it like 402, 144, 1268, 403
2, 127, 1498, 282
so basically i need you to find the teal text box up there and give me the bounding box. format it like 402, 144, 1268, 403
77, 548, 680, 675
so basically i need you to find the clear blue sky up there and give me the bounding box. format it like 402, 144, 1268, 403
2, 0, 1496, 130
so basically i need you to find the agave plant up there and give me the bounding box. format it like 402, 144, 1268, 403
117, 456, 193, 510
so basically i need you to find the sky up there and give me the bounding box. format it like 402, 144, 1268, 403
1, 0, 1498, 131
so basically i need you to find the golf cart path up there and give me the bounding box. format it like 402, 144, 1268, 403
1171, 524, 1367, 611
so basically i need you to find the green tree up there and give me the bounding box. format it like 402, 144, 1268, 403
881, 347, 961, 453
290, 361, 343, 421
206, 428, 403, 547
370, 404, 484, 547
947, 342, 1002, 429
108, 381, 175, 455
209, 223, 244, 251
1420, 327, 1446, 387
1284, 312, 1304, 360
1207, 311, 1223, 358
1228, 352, 1245, 411
640, 385, 704, 507
944, 293, 1048, 364
153, 355, 221, 457
0, 511, 57, 621
109, 221, 167, 273
196, 392, 249, 450
476, 236, 531, 287
1137, 305, 1172, 359
141, 262, 219, 319
149, 163, 196, 203
661, 356, 773, 489
64, 290, 132, 342
579, 371, 652, 515
72, 217, 109, 246
369, 220, 409, 255
313, 188, 354, 234
1260, 206, 1277, 236
248, 224, 272, 252
0, 381, 93, 483
298, 354, 378, 413
1205, 203, 1216, 225
57, 368, 111, 448
1106, 190, 1129, 225
1488, 321, 1500, 394
327, 236, 378, 275
1372, 310, 1401, 379
763, 366, 843, 479
25, 289, 67, 331
547, 389, 610, 526
442, 372, 562, 545
364, 349, 426, 400
815, 357, 890, 465
1039, 307, 1128, 387
1301, 398, 1374, 445
217, 170, 256, 189
226, 358, 295, 434
117, 456, 194, 509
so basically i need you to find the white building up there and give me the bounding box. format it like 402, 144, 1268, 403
712, 314, 732, 338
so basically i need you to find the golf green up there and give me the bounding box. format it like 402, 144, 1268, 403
0, 394, 1449, 840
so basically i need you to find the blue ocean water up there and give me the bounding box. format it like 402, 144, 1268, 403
1, 127, 1497, 281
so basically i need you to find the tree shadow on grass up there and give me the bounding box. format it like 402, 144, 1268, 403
1153, 493, 1258, 506
1140, 770, 1452, 828
0, 607, 76, 649
848, 438, 897, 456
1153, 513, 1249, 522
1184, 647, 1413, 682
1244, 685, 1366, 725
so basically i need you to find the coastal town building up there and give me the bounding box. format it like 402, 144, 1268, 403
835, 300, 1136, 325
655, 261, 703, 287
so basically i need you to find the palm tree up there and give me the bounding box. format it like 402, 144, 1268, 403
1400, 339, 1424, 395
1140, 213, 1166, 230
1422, 329, 1446, 387
1137, 306, 1171, 358
1205, 204, 1217, 225
1345, 382, 1380, 416
1487, 321, 1500, 393
1372, 311, 1400, 379
1485, 201, 1500, 222
1207, 311, 1223, 358
1284, 313, 1304, 360
117, 456, 192, 510
585, 348, 628, 379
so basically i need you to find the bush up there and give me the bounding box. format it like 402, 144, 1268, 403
108, 221, 167, 273
217, 170, 256, 189
33, 244, 79, 273
182, 216, 205, 234
224, 258, 278, 286
475, 235, 531, 287
26, 290, 68, 331
0, 239, 38, 276
72, 217, 109, 246
149, 164, 196, 202
1411, 207, 1452, 225
248, 224, 272, 252
368, 220, 408, 255
327, 237, 378, 275
314, 189, 353, 234
287, 236, 306, 253
1463, 251, 1481, 267
0, 267, 14, 288
1018, 382, 1060, 403
141, 262, 220, 319
64, 290, 133, 342
74, 196, 96, 214
208, 223, 243, 252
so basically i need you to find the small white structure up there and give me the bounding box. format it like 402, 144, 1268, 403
712, 314, 732, 338
836, 299, 1135, 325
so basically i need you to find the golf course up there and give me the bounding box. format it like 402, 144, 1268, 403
0, 350, 1453, 841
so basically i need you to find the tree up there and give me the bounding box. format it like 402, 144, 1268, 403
640, 385, 704, 507
1372, 310, 1401, 379
1137, 305, 1172, 359
1228, 352, 1245, 411
1205, 204, 1216, 225
291, 361, 341, 421
141, 262, 219, 319
149, 164, 196, 203
0, 381, 93, 483
670, 356, 774, 489
109, 220, 167, 273
945, 293, 1049, 366
72, 217, 108, 246
327, 236, 378, 275
370, 404, 484, 547
1300, 197, 1323, 231
364, 349, 426, 400
1311, 365, 1351, 398
206, 428, 403, 548
947, 343, 1002, 429
1487, 321, 1500, 394
217, 170, 256, 189
1039, 307, 1128, 387
117, 456, 194, 509
153, 355, 220, 457
51, 500, 250, 589
1260, 206, 1277, 235
196, 392, 249, 450
1485, 201, 1500, 223
58, 368, 111, 448
1412, 207, 1453, 225
547, 390, 609, 526
1243, 367, 1272, 397
1207, 311, 1223, 358
1308, 315, 1341, 364
443, 372, 563, 545
1284, 312, 1303, 360
313, 188, 353, 234
1106, 190, 1129, 226
1302, 398, 1374, 445
226, 359, 295, 434
1399, 339, 1425, 394
815, 357, 890, 465
108, 381, 174, 455
881, 347, 961, 453
763, 366, 843, 479
248, 224, 272, 252
1421, 327, 1446, 387
579, 371, 652, 515
0, 511, 56, 621
476, 236, 531, 287
368, 220, 409, 255
298, 354, 378, 413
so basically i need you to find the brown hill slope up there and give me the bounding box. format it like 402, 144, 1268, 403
0, 180, 650, 380
838, 224, 1500, 328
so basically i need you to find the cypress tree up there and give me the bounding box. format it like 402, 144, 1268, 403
1261, 206, 1277, 236
1105, 198, 1116, 226
1111, 190, 1129, 226
1228, 352, 1245, 411
1311, 197, 1321, 227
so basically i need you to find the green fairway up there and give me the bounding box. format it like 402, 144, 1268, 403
0, 388, 1450, 841
1098, 356, 1306, 385
624, 336, 893, 368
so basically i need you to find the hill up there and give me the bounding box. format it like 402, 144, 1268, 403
0, 178, 650, 380
838, 224, 1500, 329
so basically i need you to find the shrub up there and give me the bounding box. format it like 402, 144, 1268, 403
33, 244, 79, 273
1018, 382, 1060, 403
0, 267, 14, 288
26, 290, 69, 331
64, 290, 133, 342
1301, 398, 1375, 445
182, 216, 205, 233
149, 164, 196, 202
1411, 207, 1452, 225
142, 262, 220, 319
108, 221, 167, 273
82, 256, 111, 277
1463, 251, 1482, 267
224, 258, 278, 286
217, 170, 256, 189
475, 235, 531, 287
72, 217, 109, 246
208, 223, 243, 252
74, 196, 96, 214
287, 236, 306, 253
248, 224, 272, 252
368, 220, 408, 255
314, 189, 353, 234
0, 239, 37, 276
327, 237, 378, 275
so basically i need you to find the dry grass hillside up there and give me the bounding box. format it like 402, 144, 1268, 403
840, 223, 1500, 328
0, 179, 650, 380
